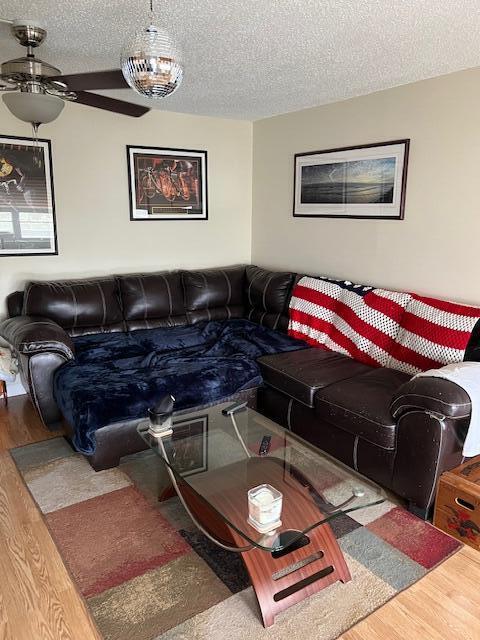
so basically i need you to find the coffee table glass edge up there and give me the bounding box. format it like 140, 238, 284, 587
137, 401, 385, 552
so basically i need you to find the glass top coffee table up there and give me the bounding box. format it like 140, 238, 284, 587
138, 401, 384, 627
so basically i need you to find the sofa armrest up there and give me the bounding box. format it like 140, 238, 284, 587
0, 316, 75, 360
390, 374, 471, 518
391, 375, 471, 420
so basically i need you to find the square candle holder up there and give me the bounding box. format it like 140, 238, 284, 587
247, 484, 283, 533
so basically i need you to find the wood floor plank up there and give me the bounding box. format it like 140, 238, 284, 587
1, 395, 480, 638
0, 451, 101, 640
0, 395, 64, 452
341, 546, 480, 640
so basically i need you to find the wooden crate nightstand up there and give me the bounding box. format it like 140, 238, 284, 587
434, 458, 480, 551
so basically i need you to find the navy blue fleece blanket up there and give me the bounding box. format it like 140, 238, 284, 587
54, 319, 306, 454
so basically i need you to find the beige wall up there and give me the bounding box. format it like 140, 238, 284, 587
3, 65, 480, 321
0, 102, 253, 314
252, 67, 480, 304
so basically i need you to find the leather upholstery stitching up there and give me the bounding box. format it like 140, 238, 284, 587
28, 356, 46, 424
27, 353, 68, 425
159, 274, 173, 317
392, 404, 469, 419
262, 274, 274, 311
392, 393, 471, 408
70, 286, 78, 329
221, 270, 232, 305
426, 416, 445, 512
137, 276, 147, 321
316, 396, 395, 428
19, 340, 74, 359
258, 358, 323, 387
30, 277, 114, 287
264, 380, 313, 407
287, 398, 293, 430
97, 283, 107, 327
137, 276, 150, 329
353, 435, 359, 471
247, 273, 260, 307
23, 283, 32, 314
7, 320, 59, 330
393, 410, 448, 513
200, 273, 211, 321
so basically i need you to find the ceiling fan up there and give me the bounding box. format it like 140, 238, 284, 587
0, 18, 151, 128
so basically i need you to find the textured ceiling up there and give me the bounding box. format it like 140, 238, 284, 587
1, 1, 480, 120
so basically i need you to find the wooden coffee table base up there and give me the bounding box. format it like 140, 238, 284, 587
232, 522, 351, 627
168, 458, 352, 628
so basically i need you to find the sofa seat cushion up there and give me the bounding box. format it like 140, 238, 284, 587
315, 368, 411, 449
53, 319, 307, 455
258, 347, 373, 407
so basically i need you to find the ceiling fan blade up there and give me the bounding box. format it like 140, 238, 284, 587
74, 91, 150, 117
51, 69, 129, 91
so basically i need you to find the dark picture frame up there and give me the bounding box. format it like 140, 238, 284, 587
293, 139, 410, 220
171, 415, 208, 476
127, 145, 208, 221
0, 134, 57, 256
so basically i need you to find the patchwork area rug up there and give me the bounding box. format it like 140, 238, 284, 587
11, 438, 461, 640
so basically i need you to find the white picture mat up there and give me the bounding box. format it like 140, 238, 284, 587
294, 142, 408, 218
0, 138, 56, 254
128, 146, 207, 220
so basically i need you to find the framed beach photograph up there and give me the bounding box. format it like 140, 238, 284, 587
0, 135, 57, 256
293, 139, 409, 220
127, 145, 208, 220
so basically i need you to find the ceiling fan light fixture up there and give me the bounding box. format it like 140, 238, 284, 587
2, 90, 64, 124
121, 2, 183, 99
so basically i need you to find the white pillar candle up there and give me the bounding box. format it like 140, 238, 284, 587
248, 484, 283, 532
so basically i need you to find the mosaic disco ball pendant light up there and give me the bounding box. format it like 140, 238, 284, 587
121, 1, 183, 99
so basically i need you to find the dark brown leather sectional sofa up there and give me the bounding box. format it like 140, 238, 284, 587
1, 264, 473, 519
256, 349, 470, 519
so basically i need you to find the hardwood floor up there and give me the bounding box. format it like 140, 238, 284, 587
1, 394, 480, 639
0, 396, 100, 640
341, 546, 480, 639
0, 395, 64, 451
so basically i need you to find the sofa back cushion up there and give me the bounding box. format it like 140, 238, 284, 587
288, 276, 411, 367
245, 266, 294, 332
117, 271, 187, 331
182, 266, 245, 324
23, 277, 124, 336
388, 294, 480, 375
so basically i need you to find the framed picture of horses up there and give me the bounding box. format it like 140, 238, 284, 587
0, 134, 57, 256
126, 145, 208, 220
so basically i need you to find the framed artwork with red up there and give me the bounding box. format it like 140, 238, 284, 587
127, 145, 208, 220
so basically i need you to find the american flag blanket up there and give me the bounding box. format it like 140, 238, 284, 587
288, 276, 480, 375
